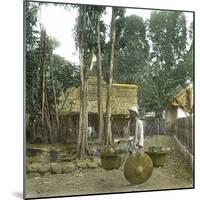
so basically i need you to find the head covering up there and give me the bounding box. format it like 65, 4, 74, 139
128, 106, 139, 115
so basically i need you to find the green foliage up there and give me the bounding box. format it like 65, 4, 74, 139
147, 11, 187, 69
141, 11, 192, 112
26, 2, 40, 51
26, 3, 193, 118
173, 43, 193, 83
113, 15, 149, 84
101, 13, 150, 99
75, 5, 106, 66
26, 1, 41, 118
99, 10, 193, 113
52, 54, 80, 93
26, 2, 80, 120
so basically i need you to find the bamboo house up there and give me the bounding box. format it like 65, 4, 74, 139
58, 76, 138, 143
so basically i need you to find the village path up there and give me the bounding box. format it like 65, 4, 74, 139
26, 136, 193, 199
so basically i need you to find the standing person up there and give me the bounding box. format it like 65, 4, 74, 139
125, 106, 144, 152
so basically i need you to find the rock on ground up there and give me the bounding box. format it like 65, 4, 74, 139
50, 163, 62, 174
76, 161, 87, 169
27, 152, 50, 164
38, 164, 50, 173
44, 172, 51, 177
87, 161, 98, 169
27, 163, 41, 173
92, 158, 101, 166
27, 172, 41, 179
62, 162, 76, 173
27, 163, 50, 174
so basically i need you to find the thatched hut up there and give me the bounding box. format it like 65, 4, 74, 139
165, 85, 193, 130
58, 76, 138, 143
171, 85, 193, 114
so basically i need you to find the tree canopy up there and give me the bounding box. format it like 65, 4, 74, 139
141, 11, 192, 112
113, 14, 149, 84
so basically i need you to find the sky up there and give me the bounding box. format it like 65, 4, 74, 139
40, 4, 193, 65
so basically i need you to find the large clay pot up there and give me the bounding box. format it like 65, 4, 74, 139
124, 152, 153, 185
101, 153, 123, 170
146, 151, 167, 167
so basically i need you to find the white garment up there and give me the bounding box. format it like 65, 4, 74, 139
125, 119, 144, 150
88, 127, 92, 137
134, 119, 144, 148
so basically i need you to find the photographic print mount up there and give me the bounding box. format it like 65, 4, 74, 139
24, 0, 194, 199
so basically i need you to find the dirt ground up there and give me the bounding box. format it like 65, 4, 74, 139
25, 135, 193, 199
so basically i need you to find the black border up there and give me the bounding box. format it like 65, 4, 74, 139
23, 0, 195, 199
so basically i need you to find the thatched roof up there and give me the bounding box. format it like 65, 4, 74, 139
171, 86, 193, 114
59, 76, 138, 116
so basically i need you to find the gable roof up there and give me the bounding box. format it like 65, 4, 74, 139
59, 76, 138, 116
171, 85, 193, 114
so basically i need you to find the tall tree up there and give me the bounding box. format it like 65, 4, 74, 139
40, 27, 47, 125
105, 8, 118, 146
26, 1, 40, 119
96, 16, 104, 144
48, 42, 60, 138
92, 8, 106, 144
26, 1, 42, 143
26, 2, 80, 143
148, 11, 187, 69
75, 5, 100, 159
39, 28, 57, 143
113, 15, 149, 85
142, 11, 189, 112
174, 21, 194, 83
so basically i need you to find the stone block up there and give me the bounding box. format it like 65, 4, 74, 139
62, 162, 76, 173
50, 163, 62, 174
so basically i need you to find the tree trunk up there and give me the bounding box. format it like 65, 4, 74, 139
49, 49, 59, 141
105, 8, 117, 146
76, 5, 98, 158
76, 5, 88, 159
76, 7, 84, 159
50, 50, 59, 128
76, 51, 90, 159
96, 18, 104, 144
40, 28, 47, 126
45, 91, 53, 144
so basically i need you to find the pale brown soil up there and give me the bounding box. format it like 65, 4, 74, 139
25, 135, 193, 199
